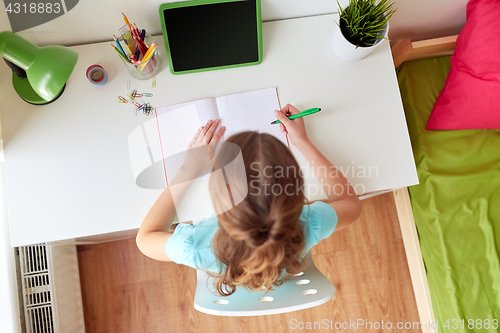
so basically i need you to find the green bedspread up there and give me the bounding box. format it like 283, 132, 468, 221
397, 56, 500, 333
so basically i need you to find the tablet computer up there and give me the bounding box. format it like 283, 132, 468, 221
159, 0, 262, 75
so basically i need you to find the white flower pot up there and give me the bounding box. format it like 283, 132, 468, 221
332, 18, 389, 62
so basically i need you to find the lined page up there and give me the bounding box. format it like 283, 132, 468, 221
216, 87, 286, 145
156, 98, 219, 182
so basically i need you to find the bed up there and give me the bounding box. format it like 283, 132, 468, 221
391, 35, 500, 333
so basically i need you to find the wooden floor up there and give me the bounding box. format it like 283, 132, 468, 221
77, 193, 421, 333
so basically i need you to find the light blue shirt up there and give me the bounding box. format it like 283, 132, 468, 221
165, 201, 338, 273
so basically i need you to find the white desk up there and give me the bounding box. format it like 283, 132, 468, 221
0, 14, 418, 247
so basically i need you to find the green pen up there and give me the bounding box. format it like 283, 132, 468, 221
271, 107, 321, 125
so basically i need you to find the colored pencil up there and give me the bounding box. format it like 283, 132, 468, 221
132, 23, 141, 39
113, 35, 126, 56
122, 13, 134, 35
111, 45, 130, 62
138, 45, 158, 70
141, 44, 157, 63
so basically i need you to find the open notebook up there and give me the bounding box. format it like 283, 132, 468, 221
155, 87, 286, 184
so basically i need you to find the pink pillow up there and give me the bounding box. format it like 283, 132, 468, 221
426, 0, 500, 130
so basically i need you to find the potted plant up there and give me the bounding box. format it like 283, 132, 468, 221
332, 0, 397, 61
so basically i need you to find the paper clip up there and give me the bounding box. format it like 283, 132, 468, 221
128, 90, 136, 99
152, 77, 156, 88
118, 96, 128, 104
145, 104, 155, 116
131, 99, 153, 116
141, 93, 153, 97
128, 89, 140, 100
127, 80, 131, 90
138, 102, 153, 116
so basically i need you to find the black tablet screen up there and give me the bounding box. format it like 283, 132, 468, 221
163, 0, 259, 72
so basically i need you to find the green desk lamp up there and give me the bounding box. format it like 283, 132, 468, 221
0, 31, 78, 105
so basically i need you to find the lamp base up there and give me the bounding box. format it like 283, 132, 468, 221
12, 73, 65, 105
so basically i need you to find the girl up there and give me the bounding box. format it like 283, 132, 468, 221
136, 104, 362, 296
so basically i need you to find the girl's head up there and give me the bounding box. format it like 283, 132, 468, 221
209, 131, 306, 296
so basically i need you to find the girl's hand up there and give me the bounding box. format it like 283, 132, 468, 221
274, 104, 310, 149
181, 120, 225, 178
187, 119, 225, 149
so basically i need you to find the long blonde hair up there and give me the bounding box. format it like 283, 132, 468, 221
209, 132, 306, 296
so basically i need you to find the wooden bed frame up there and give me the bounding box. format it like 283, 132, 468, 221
391, 35, 458, 333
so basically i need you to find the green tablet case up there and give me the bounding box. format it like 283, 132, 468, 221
159, 0, 262, 75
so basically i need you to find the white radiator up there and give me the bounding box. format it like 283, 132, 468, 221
18, 244, 86, 333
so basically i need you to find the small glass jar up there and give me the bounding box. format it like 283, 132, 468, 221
118, 33, 161, 80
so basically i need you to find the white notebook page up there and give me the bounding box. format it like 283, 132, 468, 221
156, 98, 219, 182
216, 87, 287, 145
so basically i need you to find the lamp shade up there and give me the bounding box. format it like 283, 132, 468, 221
0, 31, 78, 104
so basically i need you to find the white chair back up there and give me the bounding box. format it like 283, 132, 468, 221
194, 251, 336, 316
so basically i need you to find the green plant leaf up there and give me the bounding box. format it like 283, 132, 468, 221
338, 0, 397, 47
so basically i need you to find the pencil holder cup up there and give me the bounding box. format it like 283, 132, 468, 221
118, 33, 161, 80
